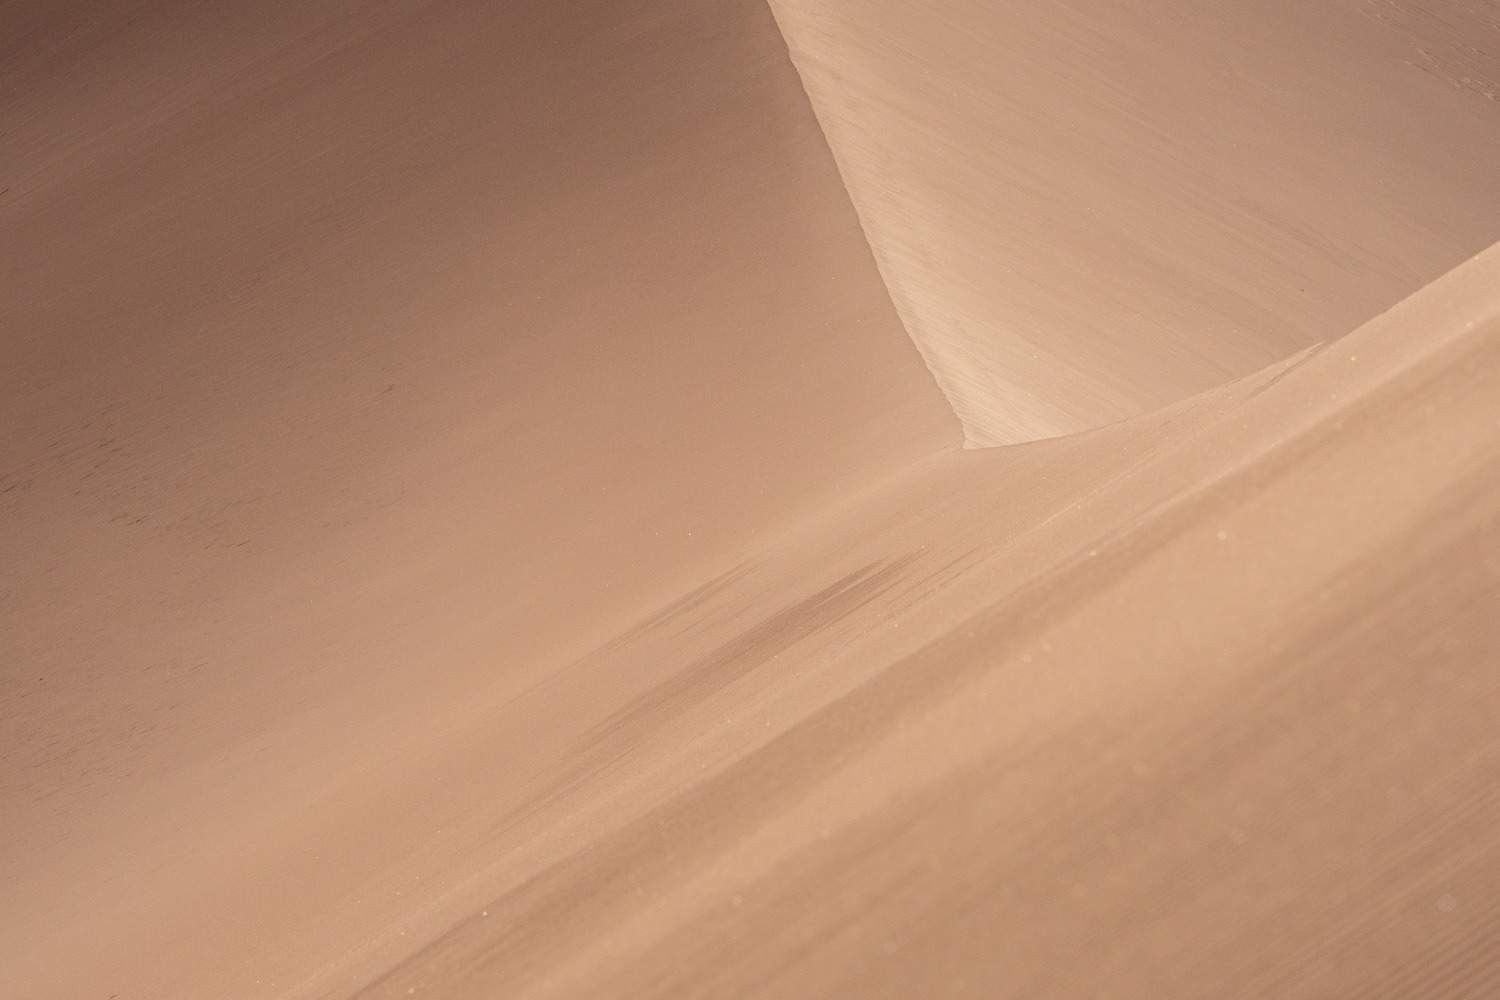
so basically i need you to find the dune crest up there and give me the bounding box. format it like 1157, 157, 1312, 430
767, 0, 1500, 444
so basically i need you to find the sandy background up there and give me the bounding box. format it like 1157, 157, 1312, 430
3, 1, 1498, 997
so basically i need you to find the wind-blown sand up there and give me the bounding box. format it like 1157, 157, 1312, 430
356, 243, 1500, 1000
2, 1, 1498, 998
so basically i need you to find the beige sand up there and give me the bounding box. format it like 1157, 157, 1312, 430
2, 1, 1498, 998
770, 0, 1500, 443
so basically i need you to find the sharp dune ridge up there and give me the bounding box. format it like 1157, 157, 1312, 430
769, 0, 1500, 445
2, 2, 1498, 999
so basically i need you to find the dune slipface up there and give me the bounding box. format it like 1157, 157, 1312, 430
3, 1, 1500, 999
769, 0, 1500, 444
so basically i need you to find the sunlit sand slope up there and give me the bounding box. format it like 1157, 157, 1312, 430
769, 0, 1500, 444
353, 244, 1500, 998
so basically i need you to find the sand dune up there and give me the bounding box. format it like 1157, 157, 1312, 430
353, 242, 1500, 999
770, 0, 1500, 443
2, 1, 952, 993
3, 1, 1498, 998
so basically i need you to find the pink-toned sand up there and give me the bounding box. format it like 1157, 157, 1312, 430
3, 2, 1498, 998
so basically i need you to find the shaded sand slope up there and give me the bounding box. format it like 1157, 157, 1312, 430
769, 0, 1500, 444
352, 244, 1500, 999
0, 1, 954, 996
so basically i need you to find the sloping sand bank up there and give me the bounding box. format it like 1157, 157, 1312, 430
1, 1, 951, 994
770, 0, 1500, 443
344, 240, 1500, 1000
3, 1, 1498, 998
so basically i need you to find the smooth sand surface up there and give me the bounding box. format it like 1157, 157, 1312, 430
3, 1, 1498, 998
355, 242, 1500, 1000
770, 0, 1500, 443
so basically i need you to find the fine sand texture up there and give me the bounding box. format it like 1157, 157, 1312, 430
770, 0, 1500, 443
2, 0, 953, 994
3, 1, 1499, 998
354, 241, 1500, 1000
